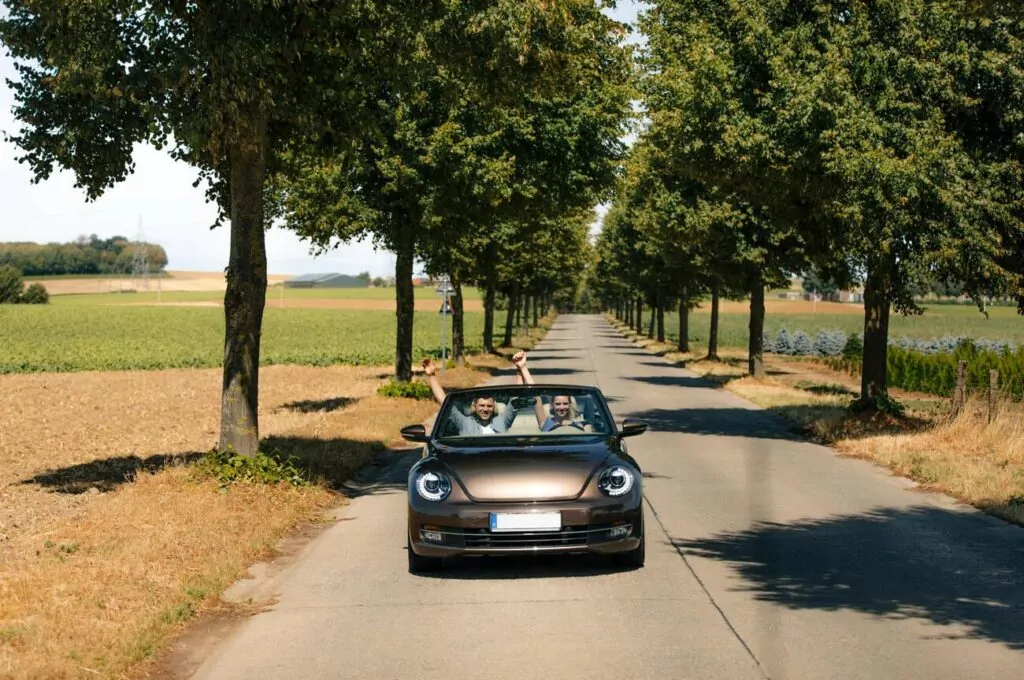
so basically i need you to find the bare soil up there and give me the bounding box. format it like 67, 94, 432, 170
123, 298, 485, 312
35, 271, 292, 296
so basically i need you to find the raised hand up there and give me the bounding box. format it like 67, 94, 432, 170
512, 351, 526, 369
422, 357, 436, 377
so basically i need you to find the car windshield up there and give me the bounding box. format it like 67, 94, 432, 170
435, 386, 613, 440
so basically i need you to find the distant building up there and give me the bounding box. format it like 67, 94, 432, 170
829, 290, 864, 303
284, 273, 368, 289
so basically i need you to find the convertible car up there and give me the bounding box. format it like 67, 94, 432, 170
400, 384, 647, 573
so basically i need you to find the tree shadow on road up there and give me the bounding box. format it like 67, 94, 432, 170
523, 353, 583, 362
623, 406, 807, 441
671, 505, 1024, 650
526, 367, 589, 377
625, 375, 721, 389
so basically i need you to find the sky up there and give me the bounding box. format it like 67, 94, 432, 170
0, 2, 646, 278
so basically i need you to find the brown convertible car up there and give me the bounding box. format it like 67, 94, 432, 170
400, 384, 647, 573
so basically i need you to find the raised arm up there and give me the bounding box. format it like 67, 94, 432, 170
512, 351, 535, 385
512, 351, 546, 426
421, 358, 447, 405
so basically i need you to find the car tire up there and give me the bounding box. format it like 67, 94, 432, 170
613, 513, 645, 569
407, 535, 444, 574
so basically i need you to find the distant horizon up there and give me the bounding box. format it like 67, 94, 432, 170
0, 2, 645, 280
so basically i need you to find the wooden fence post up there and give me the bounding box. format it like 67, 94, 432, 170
988, 369, 999, 424
952, 360, 967, 417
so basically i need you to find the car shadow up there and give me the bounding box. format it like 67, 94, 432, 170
671, 505, 1024, 650
411, 552, 640, 579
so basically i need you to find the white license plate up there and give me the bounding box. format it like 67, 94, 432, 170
489, 512, 562, 532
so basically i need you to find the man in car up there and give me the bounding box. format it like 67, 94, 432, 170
421, 350, 534, 435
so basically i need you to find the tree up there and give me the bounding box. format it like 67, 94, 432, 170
802, 268, 839, 298
273, 1, 633, 379
636, 0, 1023, 408
1, 0, 430, 455
0, 265, 22, 303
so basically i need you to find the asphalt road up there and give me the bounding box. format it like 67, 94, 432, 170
189, 315, 1024, 680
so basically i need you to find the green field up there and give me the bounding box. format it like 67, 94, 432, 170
0, 305, 504, 373
661, 304, 1024, 349
49, 285, 484, 306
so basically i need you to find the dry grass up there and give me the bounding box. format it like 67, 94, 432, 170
607, 315, 1024, 528
836, 396, 1024, 526
0, 315, 552, 680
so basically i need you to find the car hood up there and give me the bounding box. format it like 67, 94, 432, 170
435, 440, 617, 502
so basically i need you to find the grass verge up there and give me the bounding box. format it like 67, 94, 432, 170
605, 315, 1024, 527
0, 313, 556, 679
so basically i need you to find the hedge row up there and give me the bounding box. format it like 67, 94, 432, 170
826, 341, 1024, 399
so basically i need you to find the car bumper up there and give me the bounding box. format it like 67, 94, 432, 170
408, 498, 642, 558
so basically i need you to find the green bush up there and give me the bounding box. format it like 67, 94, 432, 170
827, 341, 1023, 399
377, 378, 433, 400
19, 283, 49, 304
0, 265, 22, 304
193, 448, 308, 487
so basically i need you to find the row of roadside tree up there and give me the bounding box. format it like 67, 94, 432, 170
0, 1, 636, 455
587, 0, 1024, 414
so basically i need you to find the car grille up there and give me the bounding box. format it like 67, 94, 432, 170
429, 524, 625, 549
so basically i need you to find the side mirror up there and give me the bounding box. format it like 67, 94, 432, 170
619, 419, 647, 437
400, 424, 429, 443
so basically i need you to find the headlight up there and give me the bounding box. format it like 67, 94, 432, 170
598, 466, 634, 497
415, 470, 451, 502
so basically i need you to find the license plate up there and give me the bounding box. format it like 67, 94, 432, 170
489, 512, 561, 532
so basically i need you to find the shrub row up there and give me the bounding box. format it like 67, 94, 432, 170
763, 328, 849, 357
826, 341, 1024, 399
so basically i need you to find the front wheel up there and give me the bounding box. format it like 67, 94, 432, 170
407, 535, 444, 574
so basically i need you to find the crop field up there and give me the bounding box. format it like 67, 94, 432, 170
0, 305, 504, 373
662, 300, 1024, 349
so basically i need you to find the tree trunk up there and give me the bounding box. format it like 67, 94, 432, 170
678, 294, 690, 352
533, 294, 539, 327
394, 225, 415, 381
626, 299, 633, 327
483, 259, 496, 352
503, 287, 517, 347
647, 300, 655, 338
219, 116, 268, 457
859, 268, 891, 407
635, 297, 643, 334
514, 292, 521, 330
708, 281, 720, 360
748, 275, 766, 377
656, 298, 665, 342
451, 270, 465, 367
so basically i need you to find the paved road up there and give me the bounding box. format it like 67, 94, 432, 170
189, 315, 1024, 680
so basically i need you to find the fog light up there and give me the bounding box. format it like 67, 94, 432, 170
421, 529, 443, 543
608, 524, 631, 539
